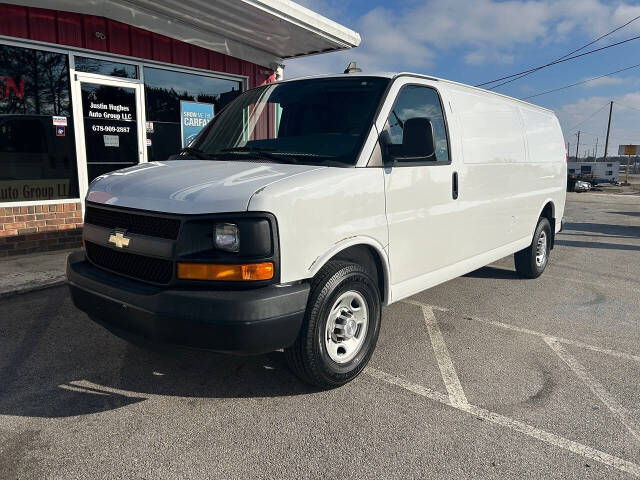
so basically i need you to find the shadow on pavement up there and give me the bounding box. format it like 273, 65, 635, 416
563, 222, 640, 238
0, 286, 313, 419
554, 239, 640, 251
464, 265, 520, 279
607, 211, 640, 218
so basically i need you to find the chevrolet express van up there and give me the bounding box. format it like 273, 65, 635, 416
67, 73, 566, 388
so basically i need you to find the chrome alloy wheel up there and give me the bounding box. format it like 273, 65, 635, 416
535, 230, 548, 267
324, 290, 369, 364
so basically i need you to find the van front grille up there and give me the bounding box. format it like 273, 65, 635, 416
85, 205, 181, 240
85, 241, 173, 284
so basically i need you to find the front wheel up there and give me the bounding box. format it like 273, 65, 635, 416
284, 260, 381, 389
514, 217, 551, 279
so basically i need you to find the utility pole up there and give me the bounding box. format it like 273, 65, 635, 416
603, 101, 613, 162
594, 137, 598, 161
575, 130, 581, 161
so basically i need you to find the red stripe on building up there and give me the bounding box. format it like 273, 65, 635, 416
0, 4, 273, 86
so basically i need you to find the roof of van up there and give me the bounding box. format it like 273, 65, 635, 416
278, 72, 555, 114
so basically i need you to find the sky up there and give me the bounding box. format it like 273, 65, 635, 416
286, 0, 640, 158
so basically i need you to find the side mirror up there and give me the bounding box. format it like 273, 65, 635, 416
401, 117, 435, 160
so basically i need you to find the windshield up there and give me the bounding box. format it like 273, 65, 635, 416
190, 77, 389, 166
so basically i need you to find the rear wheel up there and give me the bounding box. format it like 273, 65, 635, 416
284, 260, 381, 389
514, 217, 551, 279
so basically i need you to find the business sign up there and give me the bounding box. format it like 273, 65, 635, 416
0, 179, 71, 202
180, 101, 214, 147
618, 144, 639, 156
0, 76, 25, 99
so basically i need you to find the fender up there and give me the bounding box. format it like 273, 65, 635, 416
307, 236, 392, 305
536, 198, 556, 220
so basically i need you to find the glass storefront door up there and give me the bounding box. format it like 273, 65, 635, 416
73, 74, 145, 191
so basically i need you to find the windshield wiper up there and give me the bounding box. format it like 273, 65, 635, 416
176, 146, 213, 160
219, 147, 300, 164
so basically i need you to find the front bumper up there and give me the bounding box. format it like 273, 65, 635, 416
66, 251, 309, 354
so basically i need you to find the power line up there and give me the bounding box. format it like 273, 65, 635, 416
614, 101, 640, 113
581, 129, 638, 143
485, 14, 640, 90
566, 102, 611, 131
523, 62, 640, 99
474, 33, 640, 88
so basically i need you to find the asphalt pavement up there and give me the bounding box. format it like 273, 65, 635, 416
1, 192, 639, 479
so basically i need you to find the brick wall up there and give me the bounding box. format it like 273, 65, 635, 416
0, 203, 83, 257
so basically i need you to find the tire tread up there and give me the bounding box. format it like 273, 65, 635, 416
284, 260, 380, 388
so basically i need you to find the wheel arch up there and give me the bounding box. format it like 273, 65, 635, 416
308, 238, 391, 305
537, 200, 556, 248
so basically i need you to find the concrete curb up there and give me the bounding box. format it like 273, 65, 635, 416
0, 278, 67, 299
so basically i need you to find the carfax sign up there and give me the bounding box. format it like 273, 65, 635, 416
180, 101, 214, 147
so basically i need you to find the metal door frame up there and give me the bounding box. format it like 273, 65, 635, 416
70, 71, 147, 208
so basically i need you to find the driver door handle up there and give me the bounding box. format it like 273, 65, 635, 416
452, 171, 459, 200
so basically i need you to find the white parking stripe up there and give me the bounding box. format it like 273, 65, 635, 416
420, 305, 469, 408
402, 299, 449, 311
403, 299, 640, 363
365, 367, 449, 404
365, 368, 640, 477
465, 314, 640, 363
545, 337, 640, 444
58, 383, 111, 396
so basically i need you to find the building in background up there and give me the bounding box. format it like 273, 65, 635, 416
0, 0, 359, 256
567, 161, 620, 183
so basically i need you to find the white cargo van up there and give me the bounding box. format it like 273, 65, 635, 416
67, 73, 566, 388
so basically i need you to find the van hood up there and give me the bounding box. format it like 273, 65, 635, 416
86, 160, 323, 214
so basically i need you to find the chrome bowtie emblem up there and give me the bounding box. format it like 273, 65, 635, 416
108, 231, 130, 249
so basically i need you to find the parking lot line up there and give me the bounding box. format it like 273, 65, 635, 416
402, 299, 449, 311
545, 337, 640, 444
420, 305, 469, 408
376, 299, 640, 477
461, 312, 640, 363
365, 367, 640, 477
366, 367, 449, 404
403, 299, 640, 363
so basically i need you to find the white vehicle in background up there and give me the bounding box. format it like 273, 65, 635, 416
574, 180, 591, 192
67, 72, 567, 388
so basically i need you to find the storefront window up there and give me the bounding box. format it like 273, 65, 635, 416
144, 67, 242, 161
74, 57, 138, 79
0, 44, 79, 202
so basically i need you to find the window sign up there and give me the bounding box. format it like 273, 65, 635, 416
180, 101, 214, 147
144, 67, 241, 161
80, 82, 139, 182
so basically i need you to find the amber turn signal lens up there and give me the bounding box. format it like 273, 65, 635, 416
177, 262, 274, 281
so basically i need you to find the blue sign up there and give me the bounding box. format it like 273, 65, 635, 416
180, 101, 214, 147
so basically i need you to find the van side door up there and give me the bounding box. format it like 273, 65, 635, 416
380, 81, 462, 299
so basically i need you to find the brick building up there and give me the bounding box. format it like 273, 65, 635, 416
0, 0, 359, 256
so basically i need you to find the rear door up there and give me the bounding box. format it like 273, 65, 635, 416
380, 79, 463, 296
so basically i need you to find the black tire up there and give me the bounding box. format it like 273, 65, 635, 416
514, 217, 552, 279
284, 260, 381, 389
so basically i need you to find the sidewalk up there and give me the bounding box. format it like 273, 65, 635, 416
0, 248, 77, 297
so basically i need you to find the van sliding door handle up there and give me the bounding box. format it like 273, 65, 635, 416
452, 171, 459, 200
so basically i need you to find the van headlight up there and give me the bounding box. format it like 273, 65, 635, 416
214, 223, 240, 252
